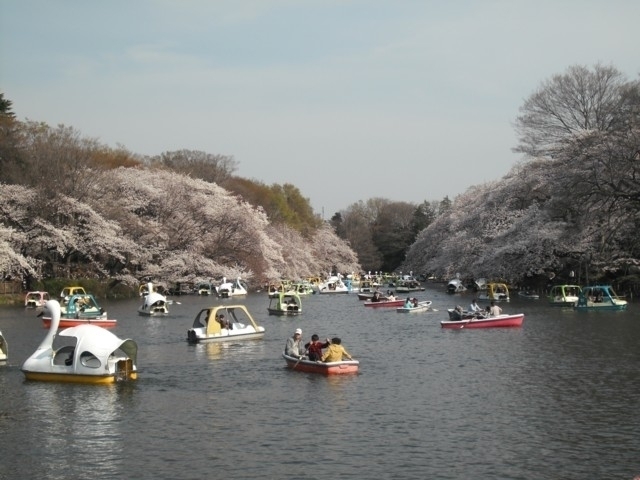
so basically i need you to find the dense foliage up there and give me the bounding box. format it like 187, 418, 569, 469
330, 198, 440, 273
0, 110, 360, 289
402, 64, 640, 290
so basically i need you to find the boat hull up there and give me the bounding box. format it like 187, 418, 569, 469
396, 301, 432, 313
575, 285, 627, 311
441, 313, 524, 329
364, 299, 404, 308
187, 330, 265, 343
22, 371, 137, 384
549, 300, 578, 308
42, 317, 118, 328
517, 291, 539, 300
575, 303, 627, 312
267, 308, 301, 316
282, 353, 359, 375
137, 308, 169, 316
357, 293, 376, 300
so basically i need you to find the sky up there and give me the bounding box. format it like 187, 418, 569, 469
1, 1, 639, 217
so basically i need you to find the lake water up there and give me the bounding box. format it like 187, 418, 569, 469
1, 286, 639, 479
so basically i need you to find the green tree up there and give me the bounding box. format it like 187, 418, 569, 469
411, 201, 436, 236
0, 93, 22, 184
0, 92, 15, 118
438, 196, 452, 214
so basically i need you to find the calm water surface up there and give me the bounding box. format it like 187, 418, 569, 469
1, 287, 640, 479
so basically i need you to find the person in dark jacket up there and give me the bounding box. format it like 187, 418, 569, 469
305, 334, 330, 361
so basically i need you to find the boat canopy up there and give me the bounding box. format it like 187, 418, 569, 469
192, 305, 261, 336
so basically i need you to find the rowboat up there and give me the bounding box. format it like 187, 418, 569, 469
517, 290, 540, 300
364, 298, 404, 308
357, 292, 376, 300
396, 300, 432, 313
282, 353, 359, 375
440, 313, 524, 329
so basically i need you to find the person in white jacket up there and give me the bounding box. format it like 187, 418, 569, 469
469, 299, 482, 313
285, 328, 304, 358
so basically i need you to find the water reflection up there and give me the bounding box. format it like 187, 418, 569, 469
21, 381, 131, 479
191, 338, 267, 361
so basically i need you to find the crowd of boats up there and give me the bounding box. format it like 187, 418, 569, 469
2, 272, 629, 385
446, 278, 628, 311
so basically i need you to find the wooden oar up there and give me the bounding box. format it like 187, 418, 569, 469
460, 312, 486, 328
293, 349, 308, 368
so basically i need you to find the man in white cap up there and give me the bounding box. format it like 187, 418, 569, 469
285, 328, 304, 358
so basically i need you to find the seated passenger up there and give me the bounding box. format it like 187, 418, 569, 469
451, 306, 464, 321
305, 334, 330, 361
217, 314, 230, 329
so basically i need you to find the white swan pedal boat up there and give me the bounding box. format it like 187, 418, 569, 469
138, 283, 170, 316
22, 300, 138, 384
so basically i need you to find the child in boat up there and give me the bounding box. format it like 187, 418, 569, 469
321, 337, 353, 362
404, 297, 413, 308
305, 334, 330, 361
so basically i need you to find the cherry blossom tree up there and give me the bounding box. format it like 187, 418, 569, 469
0, 183, 141, 283
514, 64, 631, 158
403, 65, 640, 288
